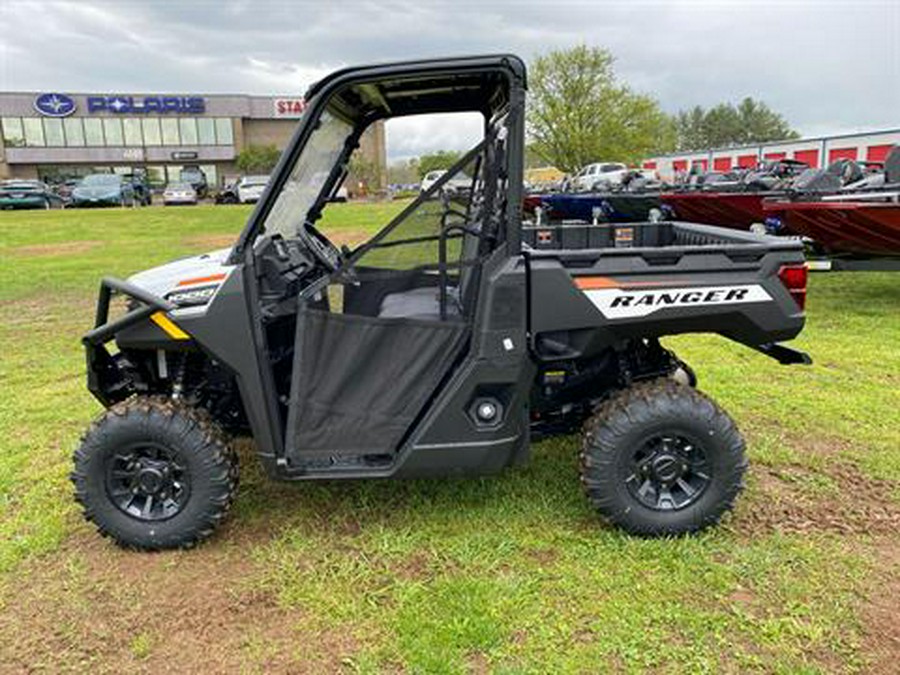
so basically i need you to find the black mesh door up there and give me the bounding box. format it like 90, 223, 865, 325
285, 307, 468, 459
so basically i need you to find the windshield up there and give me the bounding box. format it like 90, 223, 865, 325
243, 176, 270, 187
81, 174, 119, 186
262, 109, 353, 239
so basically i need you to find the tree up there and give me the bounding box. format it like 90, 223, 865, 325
235, 144, 281, 173
387, 157, 420, 185
527, 45, 675, 173
348, 151, 384, 193
674, 98, 799, 151
417, 150, 462, 178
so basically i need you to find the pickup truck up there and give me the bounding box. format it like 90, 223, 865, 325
73, 54, 810, 551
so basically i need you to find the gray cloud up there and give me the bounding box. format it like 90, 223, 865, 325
2, 0, 897, 160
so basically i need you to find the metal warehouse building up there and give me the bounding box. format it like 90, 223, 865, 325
0, 91, 385, 189
643, 128, 900, 182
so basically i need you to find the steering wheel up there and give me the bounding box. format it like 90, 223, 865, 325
302, 223, 359, 285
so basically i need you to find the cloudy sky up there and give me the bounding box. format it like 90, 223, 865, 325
1, 0, 897, 161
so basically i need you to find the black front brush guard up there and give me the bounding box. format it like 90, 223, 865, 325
83, 277, 175, 346
83, 277, 176, 406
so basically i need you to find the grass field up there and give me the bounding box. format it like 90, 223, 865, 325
0, 203, 898, 673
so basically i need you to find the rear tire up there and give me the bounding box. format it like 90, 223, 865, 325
580, 379, 746, 536
71, 396, 239, 550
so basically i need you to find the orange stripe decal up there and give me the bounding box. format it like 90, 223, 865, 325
176, 273, 227, 287
574, 277, 674, 290
574, 277, 620, 290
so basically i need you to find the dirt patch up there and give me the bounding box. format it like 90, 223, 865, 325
0, 532, 361, 674
182, 233, 237, 250
736, 461, 900, 536
860, 539, 900, 674
11, 240, 102, 257
182, 228, 371, 252
327, 228, 371, 247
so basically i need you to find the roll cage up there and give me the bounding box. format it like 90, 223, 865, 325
229, 54, 527, 263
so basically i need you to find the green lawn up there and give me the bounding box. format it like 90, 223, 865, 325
0, 204, 897, 673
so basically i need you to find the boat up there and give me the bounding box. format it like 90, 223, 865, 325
762, 146, 900, 258
535, 170, 668, 222
764, 192, 900, 257
660, 159, 811, 231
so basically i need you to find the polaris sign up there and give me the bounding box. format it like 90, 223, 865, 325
86, 96, 206, 115
33, 93, 77, 117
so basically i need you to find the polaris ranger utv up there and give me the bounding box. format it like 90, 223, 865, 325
73, 55, 811, 550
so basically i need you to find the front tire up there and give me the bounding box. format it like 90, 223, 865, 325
71, 396, 239, 550
580, 379, 746, 536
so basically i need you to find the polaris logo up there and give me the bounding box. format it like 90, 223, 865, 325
86, 96, 205, 115
583, 284, 772, 319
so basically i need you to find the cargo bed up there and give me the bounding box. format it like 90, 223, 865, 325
523, 220, 808, 360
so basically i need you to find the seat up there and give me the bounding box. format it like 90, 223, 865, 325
378, 286, 461, 320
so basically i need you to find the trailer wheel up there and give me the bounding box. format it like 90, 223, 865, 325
71, 396, 239, 550
580, 379, 746, 536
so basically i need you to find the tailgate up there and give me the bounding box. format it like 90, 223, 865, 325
525, 222, 807, 358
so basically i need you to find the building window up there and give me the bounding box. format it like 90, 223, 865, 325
214, 118, 233, 145
197, 118, 216, 145
161, 118, 179, 145
103, 118, 124, 146
64, 118, 85, 147
22, 118, 46, 146
83, 118, 104, 146
142, 118, 161, 146
179, 118, 198, 145
43, 118, 66, 147
123, 118, 143, 146
2, 117, 26, 147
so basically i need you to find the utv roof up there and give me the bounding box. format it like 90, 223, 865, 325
303, 54, 527, 117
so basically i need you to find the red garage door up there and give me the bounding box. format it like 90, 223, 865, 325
642, 161, 657, 170
793, 149, 819, 167
737, 154, 758, 168
673, 160, 688, 172
866, 144, 895, 163
828, 147, 858, 163
764, 152, 786, 161
713, 157, 732, 171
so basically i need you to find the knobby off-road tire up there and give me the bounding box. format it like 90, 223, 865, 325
71, 396, 239, 550
580, 379, 746, 536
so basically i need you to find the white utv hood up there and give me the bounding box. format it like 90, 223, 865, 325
127, 247, 235, 301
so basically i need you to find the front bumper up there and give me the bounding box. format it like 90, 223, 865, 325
72, 196, 121, 207
0, 196, 47, 209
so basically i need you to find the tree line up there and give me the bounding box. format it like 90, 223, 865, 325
392, 45, 800, 178
526, 45, 799, 173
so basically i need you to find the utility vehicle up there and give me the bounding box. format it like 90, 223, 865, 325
73, 55, 811, 550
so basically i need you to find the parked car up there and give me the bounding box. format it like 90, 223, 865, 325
71, 174, 135, 207
236, 175, 270, 204
215, 182, 239, 204
420, 169, 472, 195
0, 179, 64, 210
570, 162, 629, 192
53, 178, 81, 204
162, 182, 199, 206
179, 166, 208, 199
125, 172, 153, 206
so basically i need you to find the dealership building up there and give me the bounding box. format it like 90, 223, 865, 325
0, 91, 385, 189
